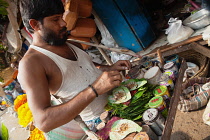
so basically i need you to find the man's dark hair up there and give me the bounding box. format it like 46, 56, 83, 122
19, 0, 64, 33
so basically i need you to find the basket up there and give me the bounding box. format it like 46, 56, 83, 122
178, 49, 209, 78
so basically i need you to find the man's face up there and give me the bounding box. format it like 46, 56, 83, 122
40, 15, 68, 46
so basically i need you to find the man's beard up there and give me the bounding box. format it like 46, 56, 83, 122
41, 27, 68, 46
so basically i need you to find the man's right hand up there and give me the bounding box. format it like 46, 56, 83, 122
92, 71, 122, 95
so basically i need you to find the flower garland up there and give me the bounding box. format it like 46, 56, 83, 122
28, 128, 46, 140
17, 102, 33, 127
14, 94, 46, 139
14, 94, 27, 111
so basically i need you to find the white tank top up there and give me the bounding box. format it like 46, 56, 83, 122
30, 43, 108, 121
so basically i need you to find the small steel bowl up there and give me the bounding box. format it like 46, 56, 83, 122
183, 9, 210, 30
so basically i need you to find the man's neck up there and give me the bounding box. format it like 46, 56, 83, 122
31, 34, 66, 50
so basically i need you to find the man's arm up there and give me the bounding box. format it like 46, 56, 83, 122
94, 60, 131, 71
18, 56, 122, 132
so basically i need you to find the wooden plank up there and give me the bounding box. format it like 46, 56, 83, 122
161, 45, 192, 57
161, 59, 187, 140
190, 42, 210, 58
114, 0, 156, 48
92, 0, 143, 52
146, 35, 203, 57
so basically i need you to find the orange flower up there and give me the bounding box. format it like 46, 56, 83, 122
28, 128, 46, 140
14, 94, 27, 111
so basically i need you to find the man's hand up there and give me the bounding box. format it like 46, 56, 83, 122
92, 71, 122, 95
109, 60, 131, 71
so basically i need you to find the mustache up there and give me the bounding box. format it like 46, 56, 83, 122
60, 27, 67, 33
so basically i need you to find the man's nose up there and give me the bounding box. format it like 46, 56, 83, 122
60, 18, 67, 27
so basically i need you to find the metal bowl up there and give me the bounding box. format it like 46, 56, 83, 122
183, 9, 210, 30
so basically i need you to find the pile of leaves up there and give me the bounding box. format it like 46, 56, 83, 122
106, 79, 156, 121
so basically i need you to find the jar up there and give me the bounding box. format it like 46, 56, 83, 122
153, 85, 170, 100
165, 54, 180, 67
153, 85, 170, 108
164, 70, 176, 81
142, 108, 166, 136
142, 125, 158, 140
163, 62, 178, 77
159, 74, 174, 90
148, 96, 168, 118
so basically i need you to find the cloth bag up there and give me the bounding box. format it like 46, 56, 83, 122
165, 18, 194, 44
178, 77, 210, 112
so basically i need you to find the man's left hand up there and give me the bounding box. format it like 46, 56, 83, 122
109, 60, 131, 71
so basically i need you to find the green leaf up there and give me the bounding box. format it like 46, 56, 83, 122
1, 123, 9, 140
131, 89, 147, 103
108, 86, 131, 104
121, 79, 147, 91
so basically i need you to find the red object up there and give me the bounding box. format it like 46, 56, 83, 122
130, 89, 138, 96
96, 116, 122, 140
188, 0, 201, 9
122, 100, 131, 106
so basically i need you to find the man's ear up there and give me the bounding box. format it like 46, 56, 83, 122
29, 19, 40, 31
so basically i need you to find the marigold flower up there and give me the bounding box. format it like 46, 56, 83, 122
17, 102, 33, 127
14, 94, 27, 111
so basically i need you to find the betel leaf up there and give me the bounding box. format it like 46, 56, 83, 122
109, 119, 142, 140
1, 123, 9, 140
121, 79, 147, 91
108, 86, 131, 104
130, 89, 147, 104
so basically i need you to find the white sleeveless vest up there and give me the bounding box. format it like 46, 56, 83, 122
30, 43, 108, 121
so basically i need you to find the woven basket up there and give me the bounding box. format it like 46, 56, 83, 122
178, 49, 209, 78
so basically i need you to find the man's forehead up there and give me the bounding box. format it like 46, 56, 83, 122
45, 14, 63, 19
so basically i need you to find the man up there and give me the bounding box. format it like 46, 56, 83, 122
18, 0, 131, 139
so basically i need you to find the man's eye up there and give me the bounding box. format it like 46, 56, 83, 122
53, 18, 59, 21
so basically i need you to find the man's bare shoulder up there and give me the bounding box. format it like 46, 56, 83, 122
18, 48, 47, 77
19, 49, 43, 67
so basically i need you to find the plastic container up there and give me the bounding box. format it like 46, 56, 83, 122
70, 18, 96, 38
153, 85, 170, 108
144, 66, 162, 85
148, 96, 168, 118
159, 74, 174, 90
153, 85, 170, 100
164, 70, 176, 81
142, 125, 158, 140
142, 108, 165, 136
164, 62, 178, 75
165, 54, 180, 66
78, 0, 93, 18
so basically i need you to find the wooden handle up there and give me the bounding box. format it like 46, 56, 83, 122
146, 35, 203, 57
67, 38, 142, 58
157, 48, 164, 67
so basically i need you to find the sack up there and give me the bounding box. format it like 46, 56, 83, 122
178, 77, 210, 112
165, 18, 194, 44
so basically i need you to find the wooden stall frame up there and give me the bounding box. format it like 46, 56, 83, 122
161, 58, 187, 140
